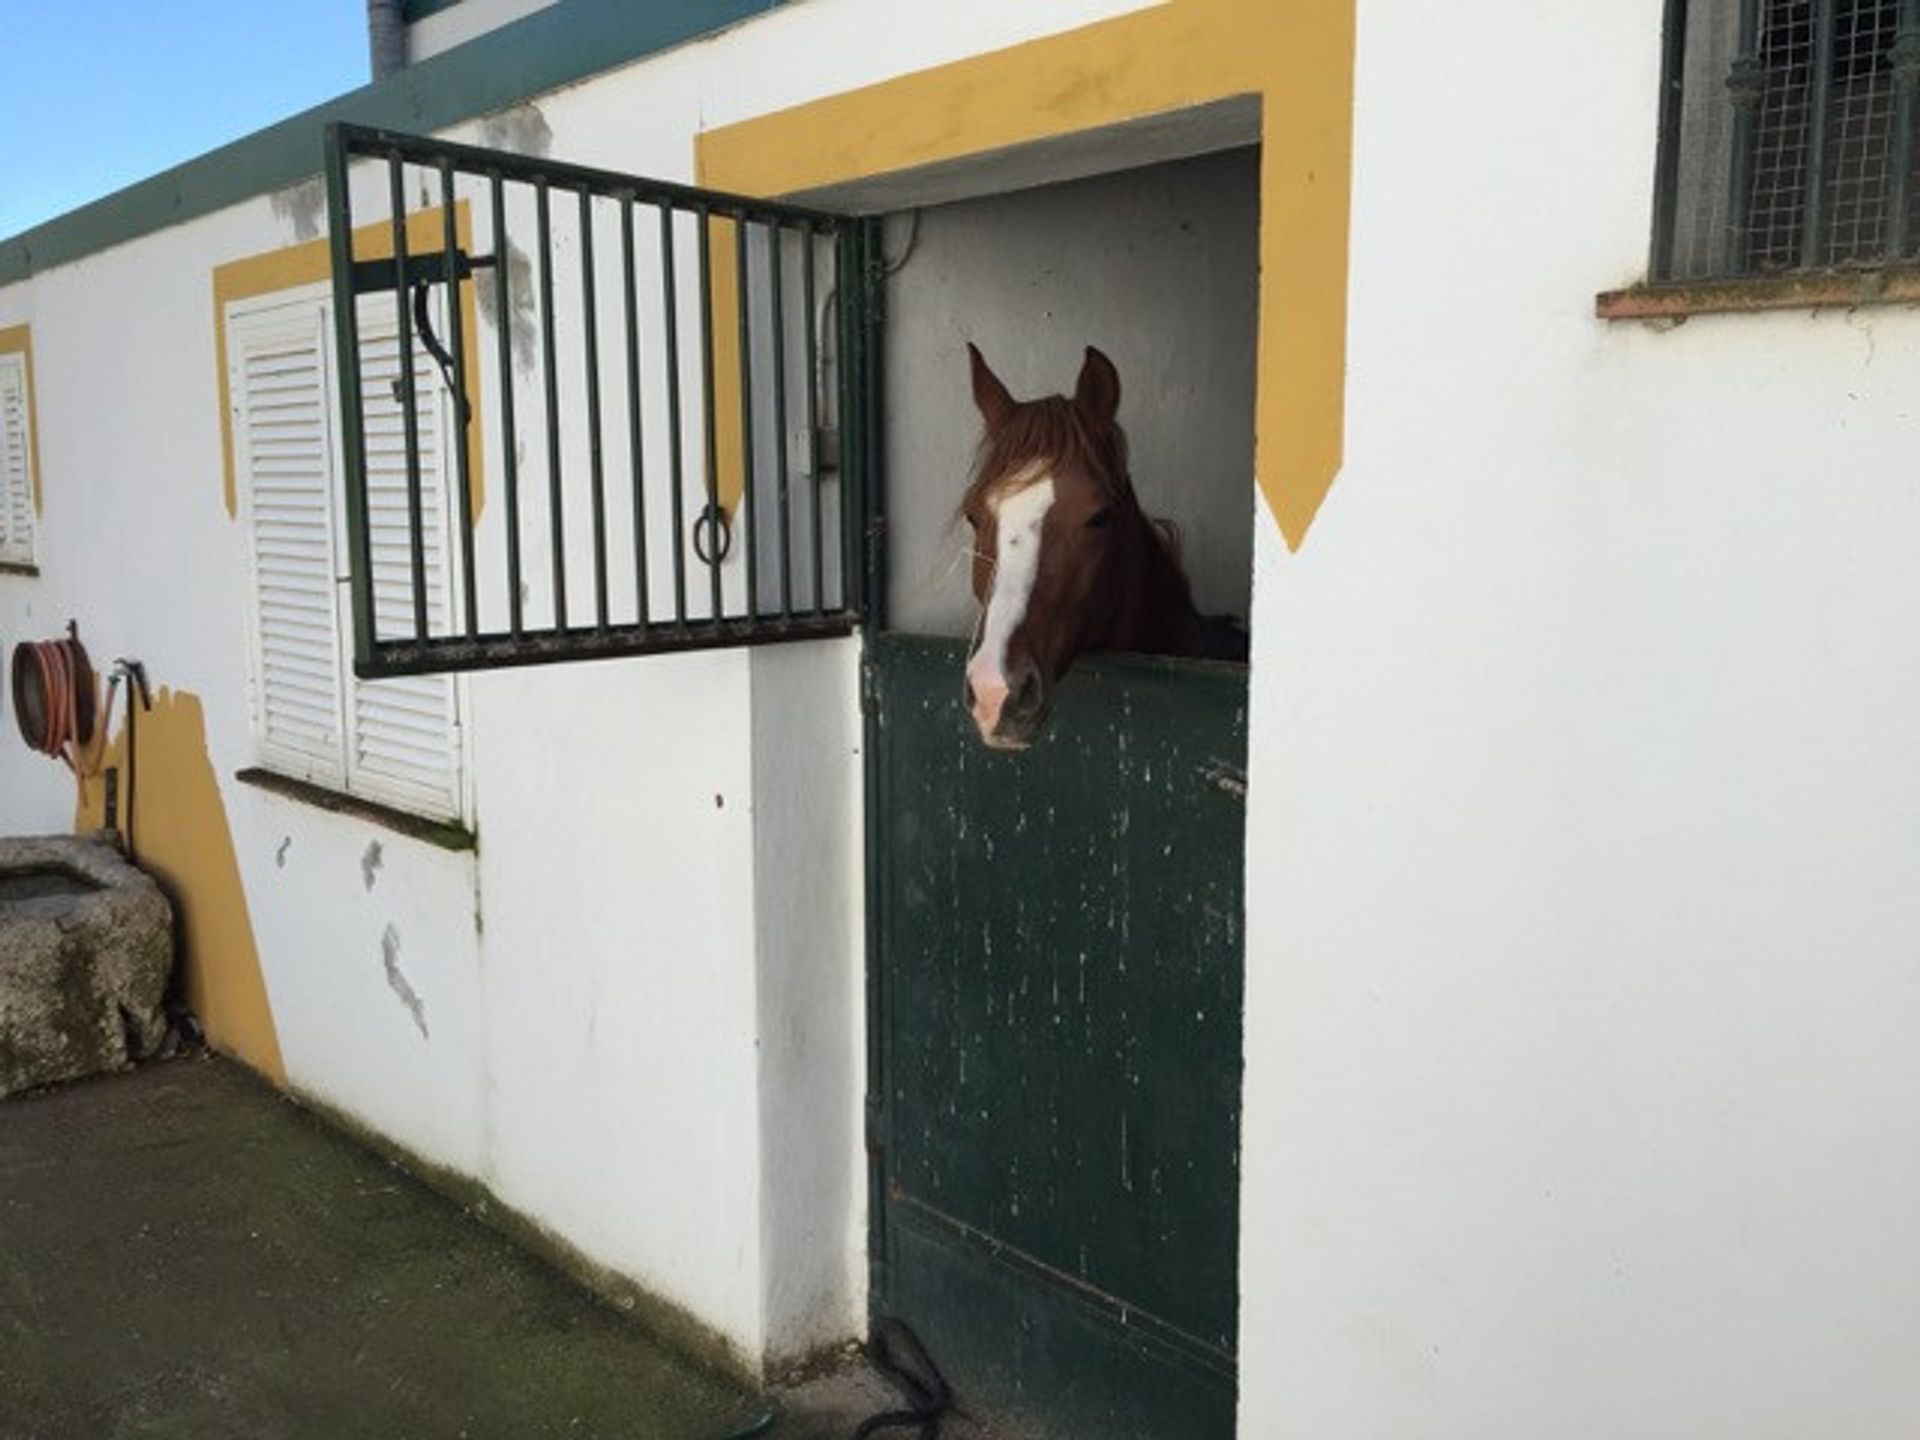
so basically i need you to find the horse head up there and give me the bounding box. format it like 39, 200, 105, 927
960, 343, 1164, 749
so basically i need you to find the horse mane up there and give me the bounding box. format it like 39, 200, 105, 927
961, 396, 1134, 513
960, 395, 1205, 628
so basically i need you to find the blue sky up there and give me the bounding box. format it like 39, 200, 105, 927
0, 3, 369, 240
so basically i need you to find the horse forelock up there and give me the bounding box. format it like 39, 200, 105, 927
963, 395, 1132, 514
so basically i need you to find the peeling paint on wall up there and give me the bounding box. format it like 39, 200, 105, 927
474, 239, 538, 370
480, 104, 553, 158
381, 923, 430, 1040
269, 179, 326, 243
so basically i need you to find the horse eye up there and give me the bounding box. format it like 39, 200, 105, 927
1085, 509, 1112, 530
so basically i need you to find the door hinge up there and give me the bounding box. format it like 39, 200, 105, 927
864, 1092, 887, 1155
859, 655, 881, 719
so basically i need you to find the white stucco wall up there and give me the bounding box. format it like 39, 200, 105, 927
17, 0, 1914, 1430
406, 0, 560, 64
0, 0, 1159, 1376
1239, 2, 1920, 1436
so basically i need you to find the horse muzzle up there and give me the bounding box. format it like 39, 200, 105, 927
964, 656, 1048, 749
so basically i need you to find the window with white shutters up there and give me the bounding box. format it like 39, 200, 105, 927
0, 351, 35, 569
228, 287, 465, 822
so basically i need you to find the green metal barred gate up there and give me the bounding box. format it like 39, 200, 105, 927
323, 123, 874, 677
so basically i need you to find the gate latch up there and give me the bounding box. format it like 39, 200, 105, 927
351, 249, 497, 425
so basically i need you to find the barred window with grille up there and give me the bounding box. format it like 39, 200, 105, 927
1658, 0, 1920, 281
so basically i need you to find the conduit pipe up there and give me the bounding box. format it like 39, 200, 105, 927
368, 0, 408, 80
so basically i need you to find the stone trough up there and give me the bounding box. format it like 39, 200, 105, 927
0, 834, 173, 1098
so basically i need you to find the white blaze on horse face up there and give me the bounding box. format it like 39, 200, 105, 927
967, 475, 1056, 738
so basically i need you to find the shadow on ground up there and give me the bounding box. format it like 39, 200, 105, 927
0, 1055, 775, 1440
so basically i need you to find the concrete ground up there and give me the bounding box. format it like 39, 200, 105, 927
0, 1055, 934, 1440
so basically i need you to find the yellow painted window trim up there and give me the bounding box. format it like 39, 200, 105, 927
0, 322, 45, 519
211, 205, 485, 522
691, 0, 1354, 551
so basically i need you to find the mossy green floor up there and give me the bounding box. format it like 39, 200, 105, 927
0, 1055, 772, 1440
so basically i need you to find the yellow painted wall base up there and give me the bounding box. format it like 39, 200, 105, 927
75, 689, 286, 1084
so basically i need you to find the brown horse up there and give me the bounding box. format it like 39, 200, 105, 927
960, 343, 1247, 749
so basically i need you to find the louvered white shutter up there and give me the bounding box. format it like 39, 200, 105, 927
229, 291, 465, 823
0, 353, 34, 567
346, 304, 463, 820
231, 306, 348, 786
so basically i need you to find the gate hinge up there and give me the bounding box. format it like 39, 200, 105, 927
864, 1093, 887, 1155
859, 655, 881, 719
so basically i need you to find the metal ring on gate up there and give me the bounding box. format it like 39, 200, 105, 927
691, 503, 734, 566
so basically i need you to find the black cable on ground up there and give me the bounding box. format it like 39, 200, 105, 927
853, 1317, 951, 1440
711, 1410, 777, 1440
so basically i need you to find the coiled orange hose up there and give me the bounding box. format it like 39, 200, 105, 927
11, 633, 108, 777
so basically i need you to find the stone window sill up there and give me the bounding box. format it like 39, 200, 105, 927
0, 561, 39, 577
1597, 267, 1920, 320
234, 767, 476, 853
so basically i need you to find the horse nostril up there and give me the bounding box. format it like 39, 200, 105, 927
963, 678, 977, 712
1009, 667, 1042, 720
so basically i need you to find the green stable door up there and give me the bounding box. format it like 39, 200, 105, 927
869, 632, 1247, 1438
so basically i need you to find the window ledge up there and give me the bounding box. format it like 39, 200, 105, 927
0, 561, 39, 577
1598, 268, 1920, 321
234, 767, 476, 852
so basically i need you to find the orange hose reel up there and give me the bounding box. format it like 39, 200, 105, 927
10, 625, 108, 776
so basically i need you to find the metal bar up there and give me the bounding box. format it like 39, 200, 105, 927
324, 125, 375, 672
352, 613, 858, 678
621, 196, 650, 629
862, 645, 891, 1313
350, 253, 490, 294
580, 187, 609, 629
736, 219, 759, 620
536, 178, 567, 630
1800, 0, 1839, 267
697, 204, 724, 624
837, 228, 860, 616
489, 169, 524, 638
803, 221, 824, 617
390, 150, 431, 645
1890, 0, 1920, 257
858, 217, 885, 631
333, 122, 845, 227
1727, 0, 1765, 274
661, 205, 688, 628
1649, 0, 1691, 281
769, 222, 792, 621
440, 159, 479, 640
856, 229, 892, 1315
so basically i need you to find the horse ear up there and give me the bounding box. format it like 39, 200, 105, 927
1075, 346, 1121, 426
969, 343, 1015, 429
